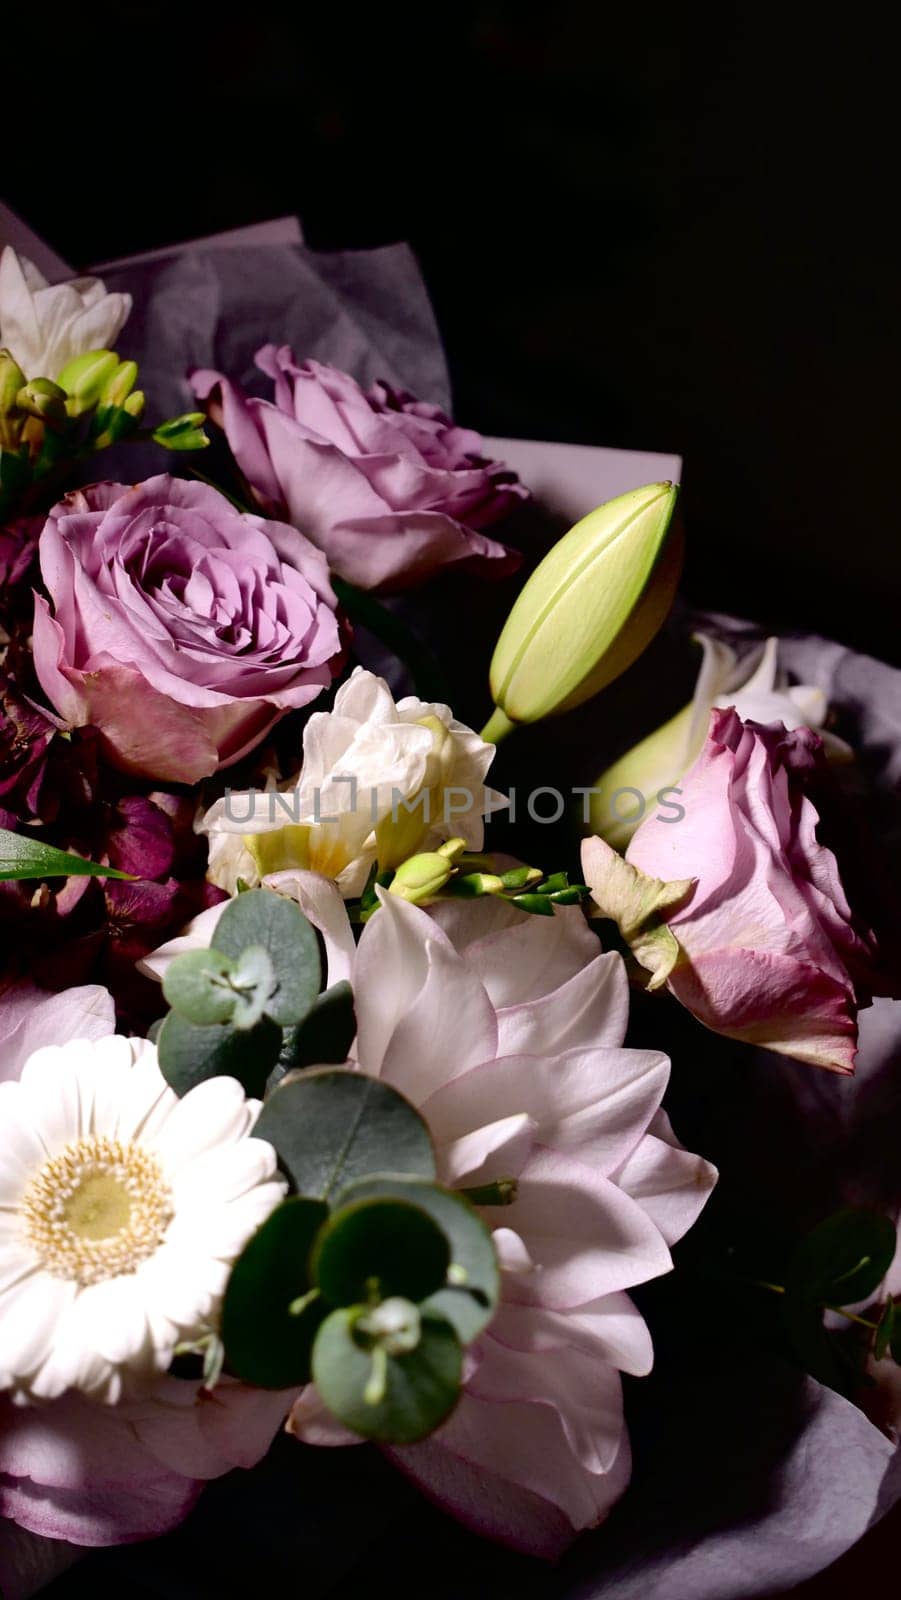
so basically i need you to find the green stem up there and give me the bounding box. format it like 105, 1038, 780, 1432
825, 1304, 880, 1331
332, 578, 453, 704
480, 706, 518, 744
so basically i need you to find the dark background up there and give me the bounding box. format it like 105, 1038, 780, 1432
7, 7, 901, 1595
5, 3, 899, 664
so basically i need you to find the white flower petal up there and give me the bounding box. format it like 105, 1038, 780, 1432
0, 1273, 75, 1384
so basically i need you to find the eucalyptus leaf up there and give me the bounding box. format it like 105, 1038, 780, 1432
782, 1291, 856, 1395
0, 826, 134, 881
313, 1305, 461, 1443
786, 1209, 897, 1308
229, 945, 278, 1031
222, 1196, 329, 1388
312, 1197, 450, 1308
875, 1299, 896, 1362
157, 1009, 281, 1098
274, 982, 356, 1079
252, 1070, 435, 1201
212, 888, 321, 1026
162, 948, 238, 1027
336, 1176, 500, 1343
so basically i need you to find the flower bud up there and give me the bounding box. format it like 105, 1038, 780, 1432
102, 359, 139, 408
0, 348, 25, 412
436, 837, 467, 861
388, 850, 456, 904
124, 390, 145, 419
57, 350, 119, 415
152, 412, 208, 451
483, 482, 681, 739
15, 377, 68, 432
0, 348, 26, 448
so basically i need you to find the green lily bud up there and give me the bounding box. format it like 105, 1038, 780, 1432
388, 850, 456, 904
57, 350, 120, 416
15, 378, 68, 432
482, 482, 681, 741
123, 390, 145, 419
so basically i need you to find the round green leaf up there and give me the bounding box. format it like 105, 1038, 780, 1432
313, 1306, 462, 1442
229, 945, 278, 1031
786, 1209, 897, 1307
221, 1196, 329, 1388
157, 1010, 281, 1098
273, 982, 357, 1082
212, 888, 321, 1026
336, 1176, 500, 1343
162, 948, 238, 1026
252, 1070, 435, 1201
312, 1197, 450, 1308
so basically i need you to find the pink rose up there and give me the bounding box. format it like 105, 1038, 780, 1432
191, 347, 524, 592
32, 475, 342, 784
583, 708, 875, 1074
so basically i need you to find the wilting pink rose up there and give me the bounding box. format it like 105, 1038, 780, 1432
584, 708, 875, 1073
31, 475, 342, 783
191, 347, 525, 592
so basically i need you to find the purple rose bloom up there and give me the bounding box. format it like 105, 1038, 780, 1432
192, 346, 525, 592
31, 475, 342, 783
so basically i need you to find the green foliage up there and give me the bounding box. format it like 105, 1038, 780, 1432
781, 1208, 898, 1394
0, 827, 134, 881
252, 1070, 435, 1200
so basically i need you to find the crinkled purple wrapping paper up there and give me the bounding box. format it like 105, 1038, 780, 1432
3, 242, 900, 1600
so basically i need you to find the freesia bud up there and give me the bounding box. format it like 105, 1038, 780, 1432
0, 348, 25, 411
0, 348, 26, 447
152, 412, 209, 451
102, 358, 139, 408
482, 482, 681, 740
388, 850, 456, 904
436, 837, 468, 861
15, 377, 68, 432
57, 349, 119, 415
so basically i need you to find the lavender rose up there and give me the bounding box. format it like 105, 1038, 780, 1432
583, 707, 876, 1074
191, 346, 525, 592
31, 475, 341, 783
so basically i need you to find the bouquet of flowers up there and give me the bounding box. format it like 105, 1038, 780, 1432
0, 237, 899, 1599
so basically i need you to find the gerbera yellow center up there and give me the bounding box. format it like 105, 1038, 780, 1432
21, 1135, 174, 1287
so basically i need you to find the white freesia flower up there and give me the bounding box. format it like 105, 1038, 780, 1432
0, 1033, 284, 1406
202, 667, 507, 897
0, 248, 132, 380
144, 877, 717, 1557
590, 633, 848, 850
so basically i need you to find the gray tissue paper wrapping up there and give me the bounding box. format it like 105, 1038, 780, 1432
2, 239, 900, 1600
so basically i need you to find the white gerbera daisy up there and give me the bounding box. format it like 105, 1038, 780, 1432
0, 1035, 285, 1406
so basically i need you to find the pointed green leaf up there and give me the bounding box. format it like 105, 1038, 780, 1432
0, 826, 134, 881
